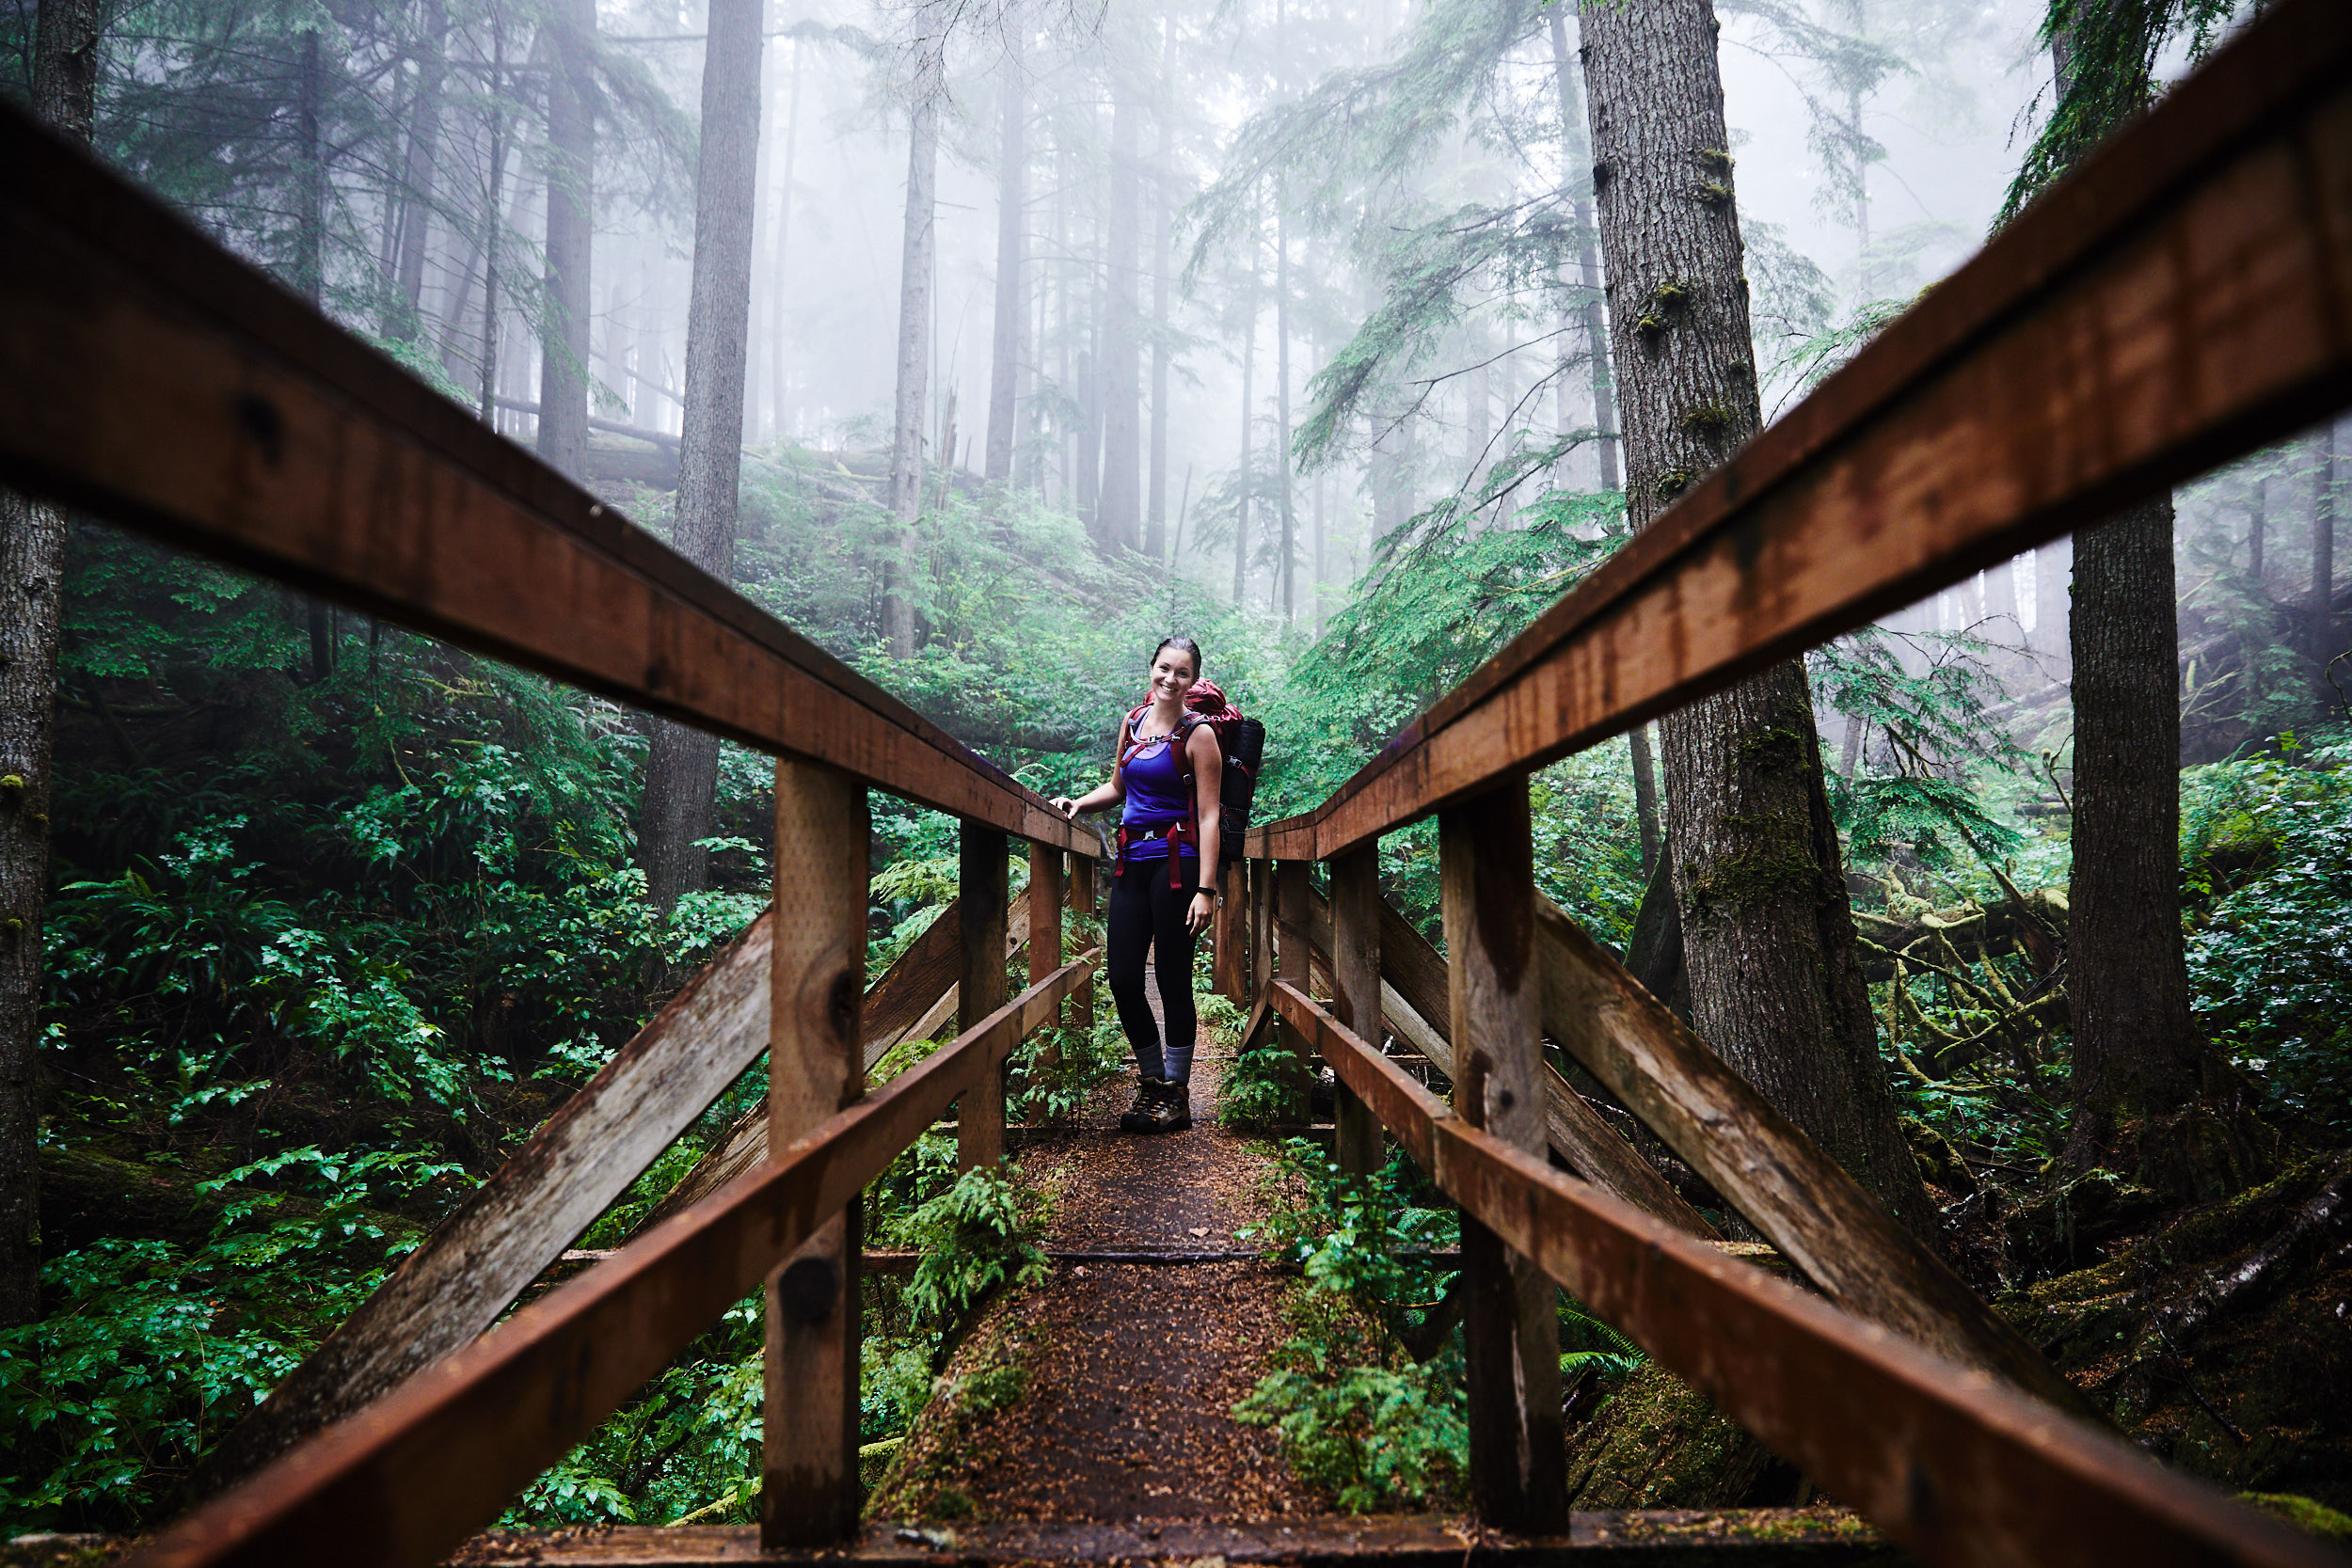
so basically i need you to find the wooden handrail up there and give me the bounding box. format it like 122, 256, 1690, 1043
123, 950, 1098, 1568
1268, 980, 2343, 1568
0, 110, 1094, 857
1247, 0, 2352, 861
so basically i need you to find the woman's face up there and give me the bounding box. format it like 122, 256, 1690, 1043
1149, 646, 1199, 706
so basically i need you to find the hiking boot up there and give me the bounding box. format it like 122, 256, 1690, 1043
1132, 1076, 1192, 1133
1119, 1079, 1158, 1132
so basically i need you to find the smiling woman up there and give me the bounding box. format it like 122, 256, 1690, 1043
1051, 637, 1223, 1133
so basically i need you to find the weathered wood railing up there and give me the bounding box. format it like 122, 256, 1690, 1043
0, 0, 2346, 1560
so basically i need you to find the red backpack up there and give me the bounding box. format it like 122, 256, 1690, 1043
1115, 679, 1266, 884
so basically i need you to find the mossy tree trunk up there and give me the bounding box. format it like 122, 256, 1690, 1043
1578, 0, 1937, 1244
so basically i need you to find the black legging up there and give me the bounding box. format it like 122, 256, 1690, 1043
1106, 851, 1200, 1083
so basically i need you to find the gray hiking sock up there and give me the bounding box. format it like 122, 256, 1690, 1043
1165, 1039, 1195, 1085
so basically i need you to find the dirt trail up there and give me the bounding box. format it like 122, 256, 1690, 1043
871, 959, 1328, 1524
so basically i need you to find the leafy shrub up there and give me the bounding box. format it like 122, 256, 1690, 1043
0, 1148, 456, 1530
1009, 1017, 1124, 1123
1220, 1022, 1296, 1130
1234, 1354, 1468, 1512
1232, 1144, 1469, 1511
898, 1166, 1050, 1332
2183, 730, 2352, 1136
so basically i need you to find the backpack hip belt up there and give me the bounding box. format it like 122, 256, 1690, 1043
1114, 817, 1194, 890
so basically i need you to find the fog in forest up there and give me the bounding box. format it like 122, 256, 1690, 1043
4, 0, 2349, 1539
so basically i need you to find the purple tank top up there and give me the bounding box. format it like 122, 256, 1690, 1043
1120, 729, 1196, 861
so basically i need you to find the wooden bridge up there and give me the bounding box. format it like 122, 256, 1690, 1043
2, 0, 2349, 1561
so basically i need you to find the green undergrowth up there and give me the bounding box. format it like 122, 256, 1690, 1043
1232, 1140, 1468, 1512
0, 1148, 451, 1528
1219, 1014, 1297, 1131
1232, 1139, 1651, 1513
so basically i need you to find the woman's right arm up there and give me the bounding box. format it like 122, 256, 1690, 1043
1051, 721, 1130, 820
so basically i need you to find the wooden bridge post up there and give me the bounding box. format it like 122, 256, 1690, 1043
763, 756, 869, 1546
1327, 843, 1384, 1178
959, 820, 1010, 1172
1275, 861, 1313, 1117
1250, 859, 1274, 999
1070, 851, 1096, 1022
1440, 780, 1567, 1535
1028, 845, 1065, 1077
1215, 861, 1248, 1003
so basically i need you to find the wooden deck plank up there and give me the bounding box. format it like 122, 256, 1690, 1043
442, 1511, 1908, 1564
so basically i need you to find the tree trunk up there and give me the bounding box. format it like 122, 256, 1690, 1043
1, 0, 103, 1330
882, 48, 941, 657
476, 23, 508, 425
1276, 201, 1295, 622
2039, 16, 2266, 1195
295, 29, 326, 304
294, 27, 335, 683
1234, 235, 1258, 604
388, 3, 447, 341
1145, 24, 1174, 561
770, 40, 803, 443
1548, 10, 1621, 493
2031, 534, 2073, 671
2248, 478, 2265, 584
536, 0, 596, 483
1580, 0, 1937, 1243
1098, 84, 1142, 549
1629, 721, 1661, 878
2063, 496, 2213, 1182
984, 19, 1025, 486
642, 0, 764, 917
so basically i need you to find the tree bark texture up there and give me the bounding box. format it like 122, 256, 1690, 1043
1097, 85, 1143, 552
2, 0, 103, 1328
1580, 0, 1936, 1242
535, 0, 596, 483
984, 21, 1025, 485
2062, 496, 2206, 1177
0, 494, 65, 1328
883, 48, 941, 657
643, 0, 763, 917
2038, 15, 2262, 1193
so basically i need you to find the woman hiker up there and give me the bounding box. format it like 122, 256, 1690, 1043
1050, 636, 1222, 1133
